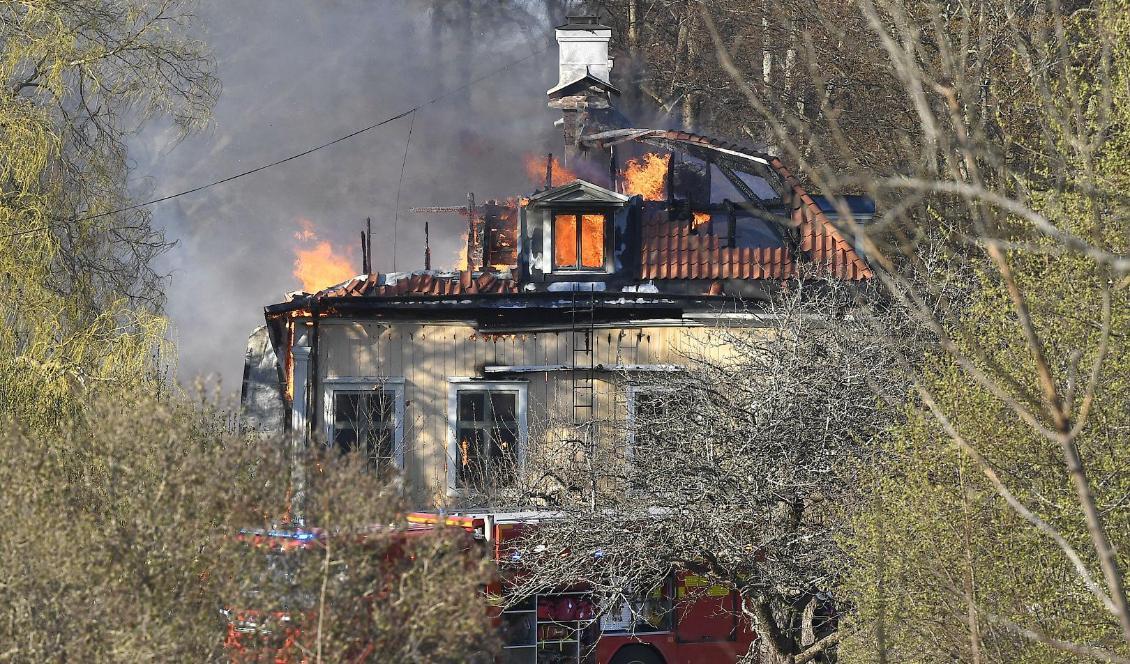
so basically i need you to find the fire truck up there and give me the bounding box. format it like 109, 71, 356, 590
227, 510, 758, 664
415, 510, 757, 664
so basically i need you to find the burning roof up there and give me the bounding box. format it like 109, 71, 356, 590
301, 270, 518, 300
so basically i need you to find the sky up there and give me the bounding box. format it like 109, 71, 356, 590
129, 1, 569, 393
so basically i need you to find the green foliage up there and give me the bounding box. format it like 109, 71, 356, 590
0, 388, 501, 663
0, 389, 290, 661
841, 2, 1130, 661
0, 0, 218, 432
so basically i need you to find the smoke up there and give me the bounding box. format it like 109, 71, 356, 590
129, 0, 573, 391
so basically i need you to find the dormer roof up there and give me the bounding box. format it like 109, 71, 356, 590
526, 179, 629, 206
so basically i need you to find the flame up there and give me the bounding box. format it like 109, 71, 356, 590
292, 218, 355, 292
622, 153, 669, 201
453, 231, 469, 271
692, 211, 711, 227
524, 154, 577, 187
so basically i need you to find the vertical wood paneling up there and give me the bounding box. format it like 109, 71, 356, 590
315, 322, 759, 506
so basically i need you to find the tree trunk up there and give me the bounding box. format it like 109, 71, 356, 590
681, 5, 699, 130
744, 596, 796, 664
627, 0, 639, 58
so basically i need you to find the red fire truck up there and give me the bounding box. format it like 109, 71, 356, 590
408, 510, 757, 664
227, 510, 758, 664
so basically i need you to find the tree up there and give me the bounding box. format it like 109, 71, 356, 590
501, 279, 916, 664
684, 0, 1130, 661
0, 387, 501, 662
0, 389, 287, 661
837, 3, 1130, 659
265, 448, 501, 663
0, 0, 218, 432
585, 0, 1129, 660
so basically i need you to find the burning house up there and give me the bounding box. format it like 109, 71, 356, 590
240, 16, 874, 506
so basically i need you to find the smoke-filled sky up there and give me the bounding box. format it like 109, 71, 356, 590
129, 1, 571, 392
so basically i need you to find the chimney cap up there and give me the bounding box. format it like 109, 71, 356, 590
558, 14, 611, 30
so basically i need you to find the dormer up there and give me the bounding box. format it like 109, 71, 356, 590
520, 179, 631, 284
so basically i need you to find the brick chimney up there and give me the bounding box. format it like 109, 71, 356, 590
548, 15, 619, 163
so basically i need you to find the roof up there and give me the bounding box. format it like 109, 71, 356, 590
640, 209, 795, 280
582, 128, 874, 281
547, 73, 621, 97
526, 178, 628, 205
278, 131, 871, 311
310, 271, 519, 299
557, 15, 612, 31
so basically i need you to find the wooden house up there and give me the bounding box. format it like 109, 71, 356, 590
239, 16, 874, 507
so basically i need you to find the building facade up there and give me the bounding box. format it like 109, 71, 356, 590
239, 17, 873, 507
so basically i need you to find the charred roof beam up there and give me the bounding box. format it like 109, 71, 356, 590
580, 128, 792, 204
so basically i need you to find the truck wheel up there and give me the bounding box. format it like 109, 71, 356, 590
609, 645, 665, 664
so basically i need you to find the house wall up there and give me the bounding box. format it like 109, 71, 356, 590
308, 319, 740, 506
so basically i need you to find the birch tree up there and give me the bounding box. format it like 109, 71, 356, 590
687, 0, 1130, 661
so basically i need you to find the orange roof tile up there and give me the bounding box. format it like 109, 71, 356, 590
311, 271, 518, 299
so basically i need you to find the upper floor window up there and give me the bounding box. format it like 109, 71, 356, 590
626, 385, 672, 461
447, 380, 528, 494
323, 378, 404, 472
553, 212, 606, 270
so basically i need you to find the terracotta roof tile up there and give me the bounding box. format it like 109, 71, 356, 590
612, 130, 871, 282
309, 271, 518, 300
640, 208, 813, 282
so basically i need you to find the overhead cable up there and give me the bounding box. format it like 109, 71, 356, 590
0, 43, 549, 241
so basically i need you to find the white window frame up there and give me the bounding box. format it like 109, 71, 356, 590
322, 377, 406, 470
446, 378, 528, 496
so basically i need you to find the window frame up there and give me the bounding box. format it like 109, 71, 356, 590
550, 209, 611, 272
322, 377, 406, 470
625, 383, 676, 461
446, 379, 528, 496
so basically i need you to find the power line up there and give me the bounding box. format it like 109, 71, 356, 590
1, 43, 549, 242
391, 109, 415, 273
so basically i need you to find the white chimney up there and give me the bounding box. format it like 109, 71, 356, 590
549, 15, 614, 94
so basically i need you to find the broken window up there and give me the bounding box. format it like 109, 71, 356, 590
450, 383, 526, 492
698, 213, 786, 249
709, 165, 780, 204
326, 381, 403, 471
553, 212, 606, 270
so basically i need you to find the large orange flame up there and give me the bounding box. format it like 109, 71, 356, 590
524, 154, 577, 187
293, 219, 355, 292
692, 211, 712, 227
622, 153, 669, 200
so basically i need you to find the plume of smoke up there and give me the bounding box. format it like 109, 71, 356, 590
129, 1, 579, 390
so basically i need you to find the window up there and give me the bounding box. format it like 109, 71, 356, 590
600, 579, 673, 634
553, 212, 606, 270
626, 385, 672, 459
448, 381, 527, 493
323, 379, 404, 471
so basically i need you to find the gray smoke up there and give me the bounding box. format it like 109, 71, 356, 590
129, 0, 572, 392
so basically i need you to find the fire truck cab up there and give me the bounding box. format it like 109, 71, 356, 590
408, 510, 757, 664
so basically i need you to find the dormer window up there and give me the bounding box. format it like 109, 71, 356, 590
553, 212, 606, 270
523, 179, 629, 279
